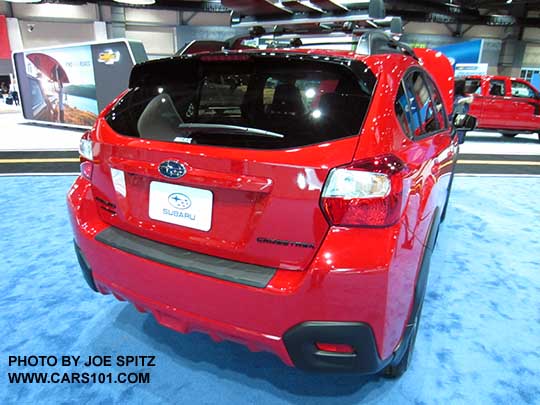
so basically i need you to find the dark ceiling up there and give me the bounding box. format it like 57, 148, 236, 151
386, 0, 540, 26
14, 1, 540, 28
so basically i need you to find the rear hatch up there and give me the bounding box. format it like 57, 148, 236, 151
91, 53, 375, 271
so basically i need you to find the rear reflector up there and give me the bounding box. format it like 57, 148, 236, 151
80, 161, 93, 181
315, 343, 355, 354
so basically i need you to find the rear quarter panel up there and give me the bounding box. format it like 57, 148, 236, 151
355, 56, 454, 357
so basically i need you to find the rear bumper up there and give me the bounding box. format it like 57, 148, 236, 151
68, 176, 415, 372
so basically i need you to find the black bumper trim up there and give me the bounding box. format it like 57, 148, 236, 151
74, 242, 98, 292
95, 226, 277, 288
283, 321, 391, 373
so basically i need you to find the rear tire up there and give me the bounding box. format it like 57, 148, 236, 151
502, 132, 517, 138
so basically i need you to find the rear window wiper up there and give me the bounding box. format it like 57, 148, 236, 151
176, 124, 284, 139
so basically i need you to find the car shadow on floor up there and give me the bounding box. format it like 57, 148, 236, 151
464, 135, 539, 144
112, 304, 385, 400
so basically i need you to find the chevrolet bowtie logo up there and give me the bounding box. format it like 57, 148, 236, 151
98, 49, 120, 65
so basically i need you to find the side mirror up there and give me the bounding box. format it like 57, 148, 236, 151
453, 113, 477, 131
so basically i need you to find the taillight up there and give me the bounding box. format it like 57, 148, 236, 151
79, 131, 93, 161
79, 131, 94, 180
321, 155, 407, 227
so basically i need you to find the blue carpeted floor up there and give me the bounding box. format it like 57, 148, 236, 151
1, 175, 539, 404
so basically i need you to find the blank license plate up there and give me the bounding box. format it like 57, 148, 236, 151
148, 181, 213, 231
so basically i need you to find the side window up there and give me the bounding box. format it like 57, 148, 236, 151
404, 71, 440, 137
424, 76, 448, 130
489, 80, 506, 97
511, 81, 536, 98
464, 79, 481, 95
395, 81, 412, 138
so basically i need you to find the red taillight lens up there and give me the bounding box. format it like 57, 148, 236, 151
321, 155, 407, 227
80, 161, 93, 180
315, 343, 355, 354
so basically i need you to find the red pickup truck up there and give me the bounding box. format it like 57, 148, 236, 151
463, 75, 540, 141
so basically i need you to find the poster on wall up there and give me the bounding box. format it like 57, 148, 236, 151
434, 39, 483, 67
13, 40, 147, 127
20, 45, 98, 126
454, 63, 489, 78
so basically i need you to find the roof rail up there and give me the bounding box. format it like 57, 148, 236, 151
355, 30, 417, 59
177, 23, 415, 60
178, 1, 415, 59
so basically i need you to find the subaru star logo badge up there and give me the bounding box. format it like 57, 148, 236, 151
158, 160, 186, 179
168, 193, 191, 210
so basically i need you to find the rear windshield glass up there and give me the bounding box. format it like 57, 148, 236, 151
106, 56, 376, 149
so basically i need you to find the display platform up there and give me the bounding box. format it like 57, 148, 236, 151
0, 102, 20, 115
0, 112, 82, 152
0, 175, 538, 404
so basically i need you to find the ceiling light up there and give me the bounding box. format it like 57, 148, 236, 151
486, 14, 515, 25
429, 12, 456, 23
4, 0, 42, 3
112, 0, 156, 5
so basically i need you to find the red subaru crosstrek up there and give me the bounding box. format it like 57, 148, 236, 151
68, 40, 469, 377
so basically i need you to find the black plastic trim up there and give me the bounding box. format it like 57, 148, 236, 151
95, 227, 277, 288
74, 241, 98, 292
283, 321, 391, 373
387, 208, 440, 369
